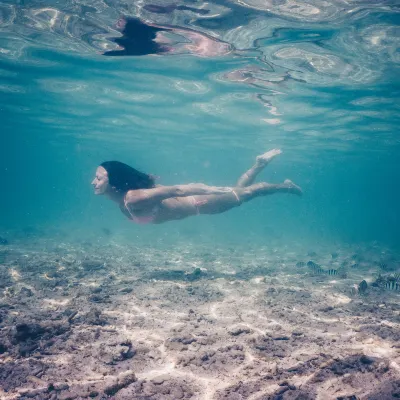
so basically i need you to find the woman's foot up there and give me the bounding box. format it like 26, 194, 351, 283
256, 149, 282, 166
283, 179, 303, 196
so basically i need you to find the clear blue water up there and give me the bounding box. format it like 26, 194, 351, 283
1, 0, 399, 250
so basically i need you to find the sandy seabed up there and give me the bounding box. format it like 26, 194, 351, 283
0, 237, 399, 400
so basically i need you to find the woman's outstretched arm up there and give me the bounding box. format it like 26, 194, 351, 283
125, 183, 232, 208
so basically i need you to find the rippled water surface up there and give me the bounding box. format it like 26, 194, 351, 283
1, 0, 399, 247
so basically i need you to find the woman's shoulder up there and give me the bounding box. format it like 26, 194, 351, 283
124, 189, 143, 203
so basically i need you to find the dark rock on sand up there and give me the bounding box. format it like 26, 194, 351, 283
99, 341, 137, 365
114, 376, 197, 399
360, 354, 374, 365
20, 287, 34, 297
171, 336, 197, 345
0, 360, 47, 391
215, 380, 262, 399
119, 341, 136, 360
186, 267, 206, 281
252, 335, 290, 359
0, 306, 9, 324
89, 294, 110, 303
119, 287, 133, 294
104, 370, 136, 395
177, 345, 245, 373
82, 259, 104, 271
0, 342, 7, 353
319, 306, 334, 312
228, 326, 252, 336
0, 270, 12, 288
9, 321, 70, 357
84, 308, 108, 326
12, 323, 46, 343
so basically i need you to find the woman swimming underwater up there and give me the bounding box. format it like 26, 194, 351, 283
91, 149, 302, 225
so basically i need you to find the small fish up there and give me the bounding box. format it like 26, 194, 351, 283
307, 251, 317, 257
307, 261, 319, 268
309, 266, 325, 275
296, 261, 306, 268
372, 274, 386, 288
393, 273, 400, 281
358, 280, 368, 294
0, 237, 8, 245
350, 263, 359, 269
307, 261, 325, 275
385, 279, 400, 291
331, 252, 339, 259
326, 269, 338, 276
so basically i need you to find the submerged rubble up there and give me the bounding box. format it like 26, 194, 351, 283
0, 237, 399, 399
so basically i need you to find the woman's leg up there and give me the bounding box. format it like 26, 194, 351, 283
236, 149, 282, 187
238, 180, 302, 202
196, 179, 302, 215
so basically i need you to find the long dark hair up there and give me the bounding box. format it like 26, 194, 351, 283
103, 17, 169, 56
101, 161, 156, 192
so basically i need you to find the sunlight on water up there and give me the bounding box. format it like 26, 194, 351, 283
1, 1, 398, 151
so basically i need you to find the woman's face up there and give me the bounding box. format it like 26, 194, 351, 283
91, 166, 109, 195
116, 17, 127, 31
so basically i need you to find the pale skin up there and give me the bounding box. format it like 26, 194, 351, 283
154, 30, 231, 57
91, 149, 302, 224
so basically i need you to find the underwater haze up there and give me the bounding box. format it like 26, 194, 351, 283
1, 0, 399, 249
1, 1, 400, 399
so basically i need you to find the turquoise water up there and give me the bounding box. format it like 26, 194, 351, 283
1, 1, 399, 250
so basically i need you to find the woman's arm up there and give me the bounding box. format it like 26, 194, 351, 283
126, 183, 232, 209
